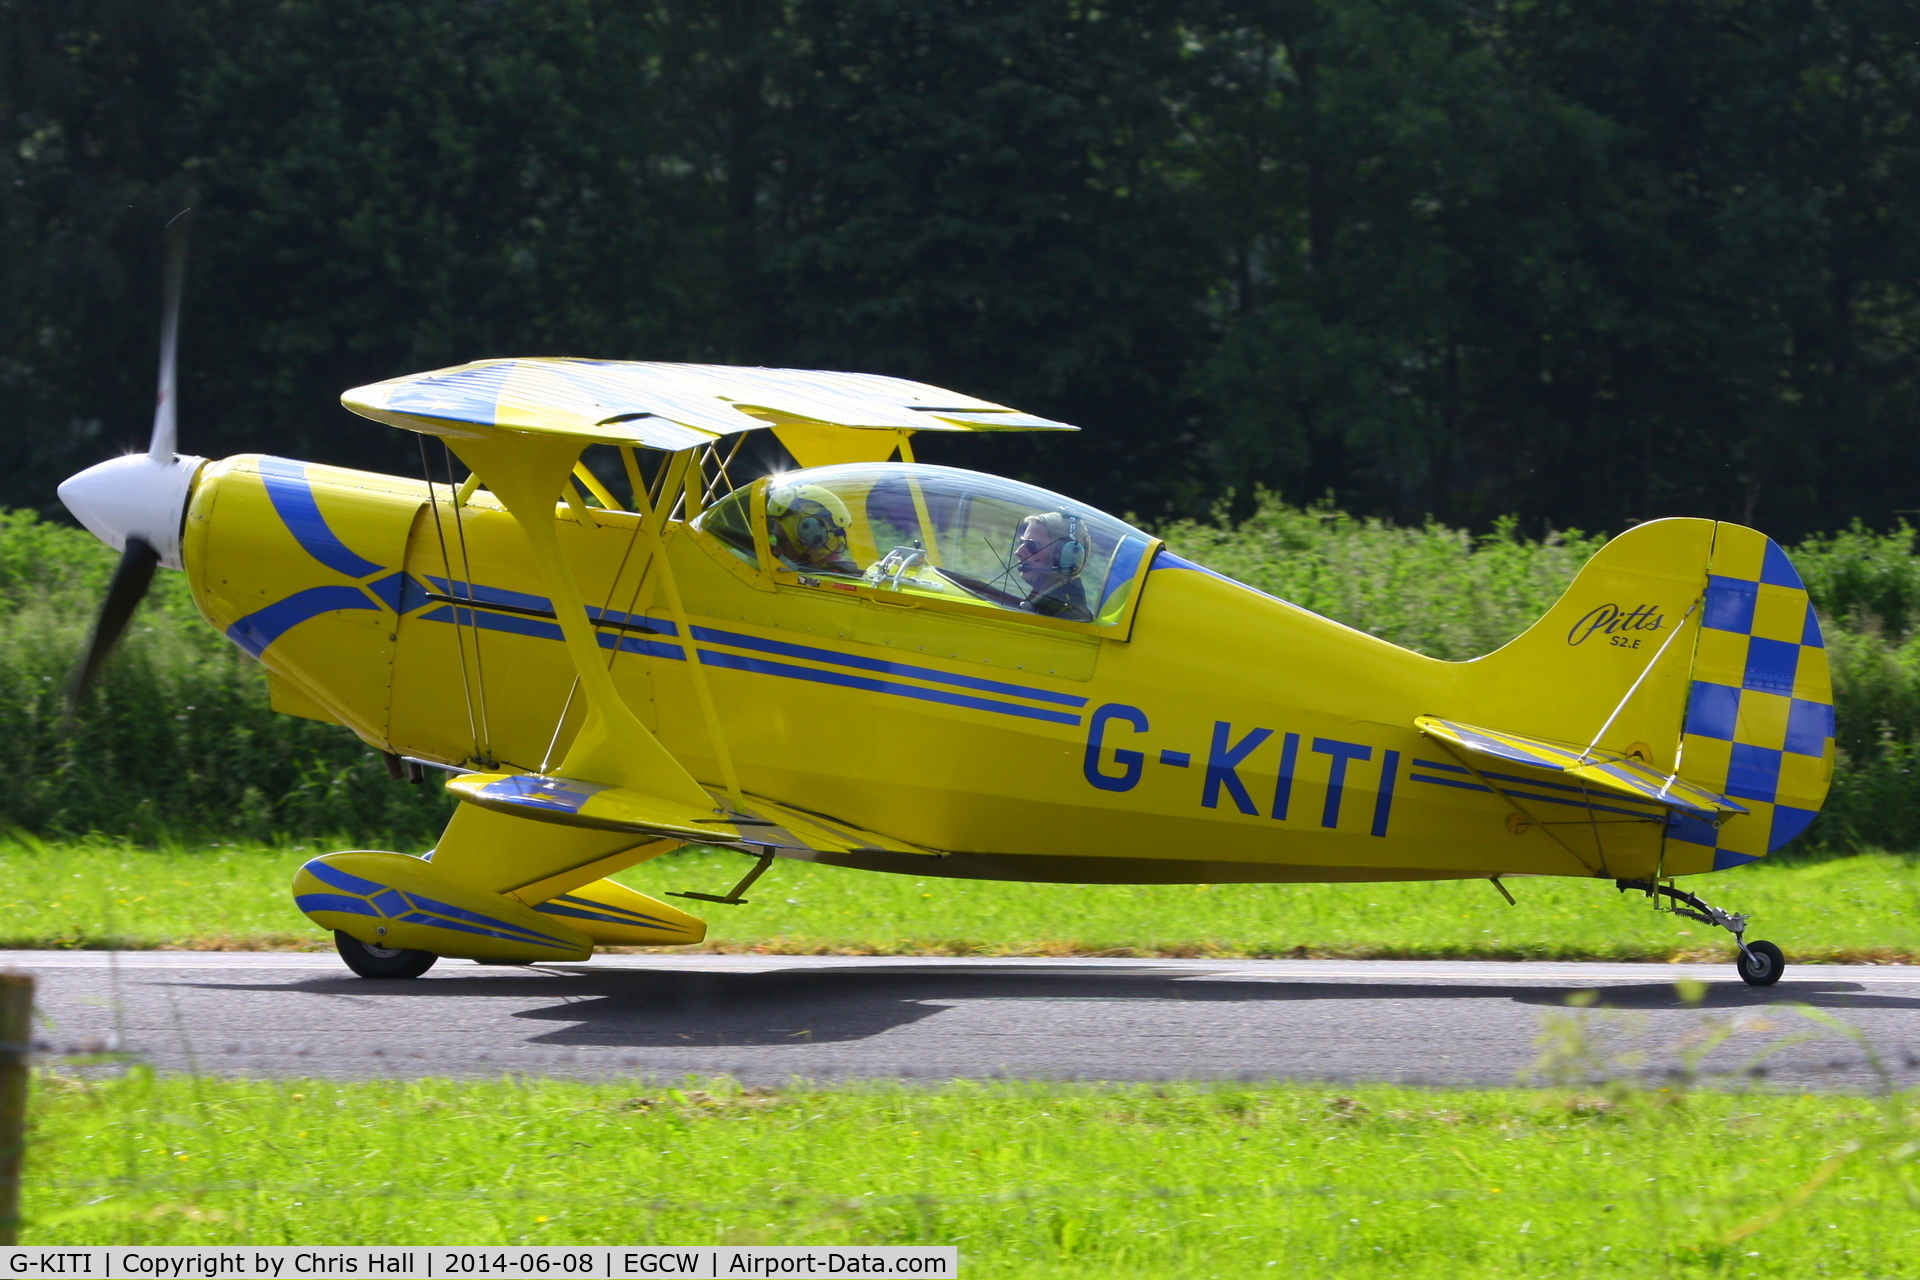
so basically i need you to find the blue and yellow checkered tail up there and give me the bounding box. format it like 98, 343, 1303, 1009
1671, 525, 1835, 870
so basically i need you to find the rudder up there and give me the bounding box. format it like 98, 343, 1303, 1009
1667, 525, 1835, 869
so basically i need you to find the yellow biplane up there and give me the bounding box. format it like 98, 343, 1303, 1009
58, 216, 1832, 986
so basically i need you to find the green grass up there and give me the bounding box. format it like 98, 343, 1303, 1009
0, 835, 328, 950
21, 1068, 1920, 1275
7, 838, 1920, 963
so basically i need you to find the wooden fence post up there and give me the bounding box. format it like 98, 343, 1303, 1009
0, 972, 31, 1246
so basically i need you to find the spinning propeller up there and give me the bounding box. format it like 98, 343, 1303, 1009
60, 209, 207, 712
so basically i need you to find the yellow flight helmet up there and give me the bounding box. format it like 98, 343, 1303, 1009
766, 480, 855, 557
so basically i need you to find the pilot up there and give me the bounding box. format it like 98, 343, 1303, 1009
1013, 511, 1093, 622
766, 480, 862, 576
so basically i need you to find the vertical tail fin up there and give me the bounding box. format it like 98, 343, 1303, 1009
1450, 518, 1834, 872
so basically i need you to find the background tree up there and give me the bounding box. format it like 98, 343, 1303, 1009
2, 0, 1917, 536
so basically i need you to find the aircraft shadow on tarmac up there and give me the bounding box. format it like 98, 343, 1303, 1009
174, 965, 1920, 1050
1503, 980, 1920, 1011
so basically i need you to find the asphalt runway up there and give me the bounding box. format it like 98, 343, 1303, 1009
12, 950, 1920, 1092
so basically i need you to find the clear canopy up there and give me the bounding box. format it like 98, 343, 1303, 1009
697, 463, 1155, 626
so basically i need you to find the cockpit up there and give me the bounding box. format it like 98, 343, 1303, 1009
695, 463, 1156, 627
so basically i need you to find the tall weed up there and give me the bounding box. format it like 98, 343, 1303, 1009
1159, 498, 1605, 659
0, 514, 449, 843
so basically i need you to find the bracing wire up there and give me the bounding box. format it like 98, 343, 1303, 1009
592, 461, 651, 652
648, 447, 672, 512
1582, 596, 1704, 765
418, 436, 482, 762
695, 441, 717, 507
620, 446, 653, 521
608, 448, 670, 659
538, 678, 581, 776
623, 445, 744, 808
1432, 739, 1601, 876
441, 441, 494, 763
611, 444, 668, 646
667, 474, 688, 524
702, 434, 748, 506
1578, 777, 1607, 870
981, 535, 1023, 595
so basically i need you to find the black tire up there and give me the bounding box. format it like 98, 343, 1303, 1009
1736, 939, 1785, 987
334, 930, 437, 979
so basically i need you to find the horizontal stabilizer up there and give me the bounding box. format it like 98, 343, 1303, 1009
1414, 716, 1746, 820
447, 772, 741, 842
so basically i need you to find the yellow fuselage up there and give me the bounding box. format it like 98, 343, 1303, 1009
183, 454, 1820, 886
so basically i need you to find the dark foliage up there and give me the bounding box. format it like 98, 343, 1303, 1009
5, 0, 1920, 530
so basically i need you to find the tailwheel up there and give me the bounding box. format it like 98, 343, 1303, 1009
1616, 879, 1786, 990
1736, 939, 1785, 988
334, 930, 437, 979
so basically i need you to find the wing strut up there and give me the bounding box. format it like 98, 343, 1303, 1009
445, 433, 716, 814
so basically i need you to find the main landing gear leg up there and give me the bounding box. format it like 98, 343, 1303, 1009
1614, 880, 1785, 988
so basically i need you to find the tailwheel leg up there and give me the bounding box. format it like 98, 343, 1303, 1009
1615, 879, 1785, 988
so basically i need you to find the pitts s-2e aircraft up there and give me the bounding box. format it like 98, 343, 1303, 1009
59, 216, 1832, 986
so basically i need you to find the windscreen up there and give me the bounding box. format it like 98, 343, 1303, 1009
696, 462, 1153, 626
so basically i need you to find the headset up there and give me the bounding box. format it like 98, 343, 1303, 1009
792, 511, 836, 550
1024, 511, 1087, 577
1054, 514, 1087, 576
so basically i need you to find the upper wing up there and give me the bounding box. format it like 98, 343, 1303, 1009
341, 358, 1078, 448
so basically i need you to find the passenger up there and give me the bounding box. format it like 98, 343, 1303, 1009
1013, 511, 1093, 622
766, 481, 862, 576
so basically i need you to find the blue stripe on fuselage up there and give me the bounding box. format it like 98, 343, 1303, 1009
258, 457, 387, 579
227, 585, 379, 657
696, 648, 1082, 725
688, 624, 1086, 707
